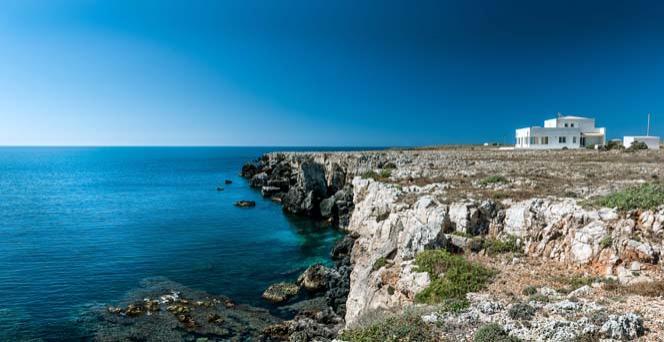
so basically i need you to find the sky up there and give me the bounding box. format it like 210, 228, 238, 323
1, 0, 663, 146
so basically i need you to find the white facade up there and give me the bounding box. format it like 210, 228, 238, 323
515, 115, 606, 149
623, 136, 661, 150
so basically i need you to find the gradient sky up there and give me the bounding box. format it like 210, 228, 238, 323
1, 0, 663, 146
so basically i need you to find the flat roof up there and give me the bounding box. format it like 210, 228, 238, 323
551, 115, 594, 120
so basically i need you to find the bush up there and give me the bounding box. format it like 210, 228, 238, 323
528, 294, 550, 303
372, 257, 387, 272
606, 140, 624, 151
474, 323, 520, 342
485, 235, 521, 255
627, 141, 649, 152
340, 311, 436, 342
600, 235, 613, 249
360, 170, 380, 180
414, 250, 496, 304
379, 169, 392, 179
439, 297, 470, 313
480, 175, 508, 186
361, 169, 392, 181
508, 303, 536, 321
522, 285, 537, 296
592, 183, 664, 210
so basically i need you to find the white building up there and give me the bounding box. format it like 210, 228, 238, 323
623, 136, 661, 150
515, 115, 606, 149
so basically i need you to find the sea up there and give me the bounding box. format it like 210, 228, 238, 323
0, 147, 371, 340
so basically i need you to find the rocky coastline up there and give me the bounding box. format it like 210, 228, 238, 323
89, 147, 664, 341
243, 148, 664, 341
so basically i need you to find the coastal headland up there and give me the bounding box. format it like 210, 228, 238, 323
243, 146, 664, 341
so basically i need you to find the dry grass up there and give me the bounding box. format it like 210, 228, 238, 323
604, 280, 664, 297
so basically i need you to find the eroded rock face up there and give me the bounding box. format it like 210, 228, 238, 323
241, 154, 356, 228
342, 177, 664, 325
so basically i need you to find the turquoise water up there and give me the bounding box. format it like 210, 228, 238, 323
0, 147, 355, 340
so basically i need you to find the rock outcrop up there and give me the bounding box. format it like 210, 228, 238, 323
241, 148, 664, 340
240, 154, 356, 228
343, 177, 664, 326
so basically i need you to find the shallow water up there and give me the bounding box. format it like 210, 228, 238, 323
0, 147, 362, 340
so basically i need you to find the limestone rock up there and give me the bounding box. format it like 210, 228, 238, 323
262, 282, 299, 303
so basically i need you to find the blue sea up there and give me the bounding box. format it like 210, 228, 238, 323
0, 147, 367, 340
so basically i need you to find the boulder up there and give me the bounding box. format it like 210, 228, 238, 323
234, 200, 256, 208
320, 196, 336, 219
570, 221, 607, 264
297, 264, 331, 292
599, 313, 644, 340
261, 282, 299, 303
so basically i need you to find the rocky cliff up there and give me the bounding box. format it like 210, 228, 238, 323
244, 148, 664, 341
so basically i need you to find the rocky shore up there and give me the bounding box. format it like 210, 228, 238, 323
87, 147, 664, 341
243, 147, 664, 341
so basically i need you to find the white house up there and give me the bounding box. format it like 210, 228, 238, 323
515, 115, 606, 149
623, 136, 661, 150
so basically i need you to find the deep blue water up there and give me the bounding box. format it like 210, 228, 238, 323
0, 147, 368, 340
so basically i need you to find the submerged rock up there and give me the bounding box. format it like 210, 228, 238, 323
83, 277, 280, 341
234, 200, 256, 208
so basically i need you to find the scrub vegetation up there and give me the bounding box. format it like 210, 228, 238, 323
592, 183, 664, 210
414, 250, 496, 304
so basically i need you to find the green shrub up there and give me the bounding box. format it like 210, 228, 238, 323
340, 311, 436, 342
379, 169, 392, 179
521, 286, 537, 296
439, 297, 470, 313
480, 175, 508, 186
361, 170, 380, 180
528, 294, 550, 303
414, 250, 496, 304
508, 303, 536, 321
474, 323, 520, 342
485, 235, 521, 255
627, 141, 648, 152
592, 183, 664, 210
606, 140, 624, 151
600, 235, 613, 249
383, 162, 397, 170
361, 169, 392, 181
372, 257, 387, 272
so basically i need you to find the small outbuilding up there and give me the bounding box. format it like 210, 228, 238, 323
623, 136, 661, 150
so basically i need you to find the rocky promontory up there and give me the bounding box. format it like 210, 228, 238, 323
245, 147, 664, 341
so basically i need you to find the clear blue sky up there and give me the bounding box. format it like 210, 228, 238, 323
1, 0, 663, 146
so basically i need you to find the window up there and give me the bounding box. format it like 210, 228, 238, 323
542, 136, 549, 145
571, 123, 575, 127
559, 136, 567, 144
533, 137, 539, 144
573, 136, 577, 144
564, 123, 568, 127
